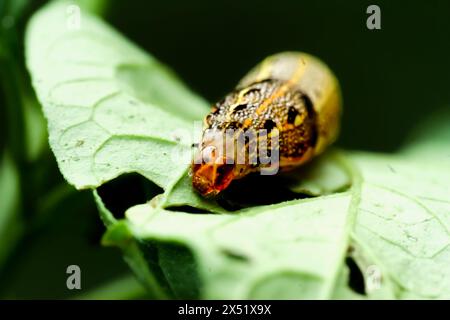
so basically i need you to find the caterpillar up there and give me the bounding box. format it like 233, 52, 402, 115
192, 52, 342, 197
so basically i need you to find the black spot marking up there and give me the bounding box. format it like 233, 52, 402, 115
299, 92, 318, 147
226, 121, 240, 130
287, 106, 299, 124
263, 119, 277, 132
301, 93, 315, 115
232, 104, 247, 113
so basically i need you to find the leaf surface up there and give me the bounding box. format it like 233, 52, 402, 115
26, 1, 450, 299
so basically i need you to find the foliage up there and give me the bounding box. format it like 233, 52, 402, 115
23, 1, 450, 299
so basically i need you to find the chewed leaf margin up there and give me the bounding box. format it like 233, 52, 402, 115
26, 1, 209, 191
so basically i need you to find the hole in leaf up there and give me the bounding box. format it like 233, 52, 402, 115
345, 257, 366, 295
165, 205, 211, 214
97, 173, 163, 219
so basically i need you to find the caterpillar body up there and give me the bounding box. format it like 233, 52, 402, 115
192, 52, 342, 197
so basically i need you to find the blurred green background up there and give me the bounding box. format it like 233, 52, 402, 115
0, 0, 449, 298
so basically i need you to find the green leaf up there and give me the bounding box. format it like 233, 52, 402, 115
26, 1, 450, 300
160, 169, 228, 213
101, 221, 172, 299
284, 150, 351, 196
349, 152, 450, 299
108, 150, 450, 299
105, 192, 356, 299
26, 1, 208, 191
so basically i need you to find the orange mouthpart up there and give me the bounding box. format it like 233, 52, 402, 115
192, 162, 235, 196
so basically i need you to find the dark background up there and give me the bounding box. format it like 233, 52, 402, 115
0, 0, 449, 299
109, 0, 450, 151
